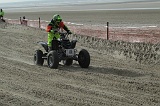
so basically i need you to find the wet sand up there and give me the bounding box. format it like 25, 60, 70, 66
4, 0, 160, 27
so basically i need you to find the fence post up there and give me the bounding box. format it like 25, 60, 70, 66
39, 17, 41, 28
20, 17, 22, 24
106, 22, 109, 40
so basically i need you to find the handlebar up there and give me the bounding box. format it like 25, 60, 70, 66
51, 31, 71, 40
59, 32, 70, 39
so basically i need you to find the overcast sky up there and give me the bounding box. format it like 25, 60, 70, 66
0, 0, 153, 4
0, 0, 37, 3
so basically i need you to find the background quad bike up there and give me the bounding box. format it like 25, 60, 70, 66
34, 33, 90, 69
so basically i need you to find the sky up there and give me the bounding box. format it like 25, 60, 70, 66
0, 0, 37, 3
0, 0, 151, 3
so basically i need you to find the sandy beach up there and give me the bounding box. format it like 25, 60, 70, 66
0, 1, 160, 106
4, 0, 160, 26
0, 18, 160, 106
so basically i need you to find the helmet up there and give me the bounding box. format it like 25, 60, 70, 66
53, 14, 62, 22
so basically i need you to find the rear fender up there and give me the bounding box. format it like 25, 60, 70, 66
37, 41, 48, 52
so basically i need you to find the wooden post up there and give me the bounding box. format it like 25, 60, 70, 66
106, 22, 109, 40
39, 17, 41, 28
20, 17, 22, 24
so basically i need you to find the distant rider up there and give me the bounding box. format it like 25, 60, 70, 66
46, 14, 72, 51
0, 9, 4, 20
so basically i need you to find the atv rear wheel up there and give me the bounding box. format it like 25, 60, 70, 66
34, 50, 44, 66
47, 51, 59, 69
63, 58, 73, 66
78, 49, 90, 68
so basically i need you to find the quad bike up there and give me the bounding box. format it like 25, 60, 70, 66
34, 32, 90, 69
0, 18, 5, 22
0, 16, 5, 22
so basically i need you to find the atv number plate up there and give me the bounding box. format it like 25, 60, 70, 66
66, 49, 75, 56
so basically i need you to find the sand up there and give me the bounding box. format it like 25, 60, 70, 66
0, 18, 160, 106
4, 0, 160, 27
0, 1, 160, 106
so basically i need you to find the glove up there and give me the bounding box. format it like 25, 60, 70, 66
67, 30, 72, 34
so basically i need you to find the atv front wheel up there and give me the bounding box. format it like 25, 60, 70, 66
34, 50, 44, 66
47, 51, 59, 69
78, 49, 90, 68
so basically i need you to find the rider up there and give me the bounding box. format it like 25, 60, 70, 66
46, 14, 72, 51
0, 9, 4, 20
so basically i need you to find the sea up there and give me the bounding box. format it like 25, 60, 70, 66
1, 0, 159, 11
